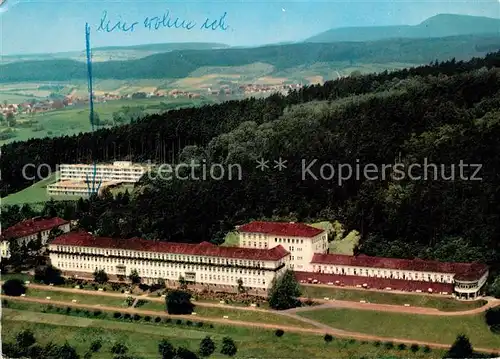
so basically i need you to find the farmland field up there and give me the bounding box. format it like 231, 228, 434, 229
0, 97, 212, 145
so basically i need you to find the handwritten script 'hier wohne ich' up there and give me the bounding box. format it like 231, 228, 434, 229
97, 10, 228, 33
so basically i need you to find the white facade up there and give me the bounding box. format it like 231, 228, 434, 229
47, 180, 120, 197
47, 239, 290, 291
1, 222, 70, 258
47, 161, 151, 197
239, 231, 328, 271
58, 161, 150, 183
309, 263, 456, 283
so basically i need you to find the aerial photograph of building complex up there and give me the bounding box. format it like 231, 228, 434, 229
1, 0, 500, 358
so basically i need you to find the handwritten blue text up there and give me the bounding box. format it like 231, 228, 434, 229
97, 11, 228, 33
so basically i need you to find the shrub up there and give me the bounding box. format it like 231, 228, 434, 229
84, 310, 91, 317
410, 344, 420, 352
166, 290, 194, 315
197, 322, 204, 327
186, 320, 192, 326
155, 316, 161, 323
348, 339, 356, 344
275, 329, 284, 337
209, 324, 214, 329
113, 312, 122, 319
164, 318, 172, 323
111, 342, 128, 355
123, 313, 131, 320
374, 341, 381, 347
199, 336, 216, 357
144, 315, 151, 322
121, 289, 125, 293
2, 279, 27, 296
324, 334, 333, 342
397, 343, 407, 350
2, 299, 8, 306
66, 307, 71, 314
47, 305, 53, 311
220, 336, 237, 356
74, 308, 81, 314
384, 341, 394, 349
176, 319, 183, 325
491, 324, 500, 334
94, 310, 102, 317
90, 339, 102, 352
133, 314, 141, 321
423, 345, 431, 353
55, 307, 61, 312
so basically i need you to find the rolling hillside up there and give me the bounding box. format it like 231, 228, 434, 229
1, 35, 499, 82
1, 42, 230, 64
305, 14, 500, 43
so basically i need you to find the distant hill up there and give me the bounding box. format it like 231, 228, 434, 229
305, 14, 500, 43
1, 42, 230, 64
1, 34, 499, 83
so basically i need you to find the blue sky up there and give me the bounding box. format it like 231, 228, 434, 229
1, 0, 499, 55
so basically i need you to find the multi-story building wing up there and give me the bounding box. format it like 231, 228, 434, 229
237, 221, 328, 270
57, 161, 149, 183
47, 161, 151, 197
48, 231, 290, 293
1, 217, 70, 258
301, 253, 489, 300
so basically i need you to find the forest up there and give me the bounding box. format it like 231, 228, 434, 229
1, 35, 499, 82
2, 50, 500, 278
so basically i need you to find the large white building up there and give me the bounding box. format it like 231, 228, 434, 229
1, 217, 70, 258
42, 220, 489, 300
48, 231, 290, 293
47, 161, 151, 197
237, 221, 328, 270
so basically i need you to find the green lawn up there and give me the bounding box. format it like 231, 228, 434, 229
297, 308, 500, 350
0, 171, 81, 206
23, 289, 129, 307
300, 285, 488, 311
1, 171, 136, 206
0, 273, 33, 282
2, 308, 442, 359
221, 231, 239, 247
139, 300, 315, 328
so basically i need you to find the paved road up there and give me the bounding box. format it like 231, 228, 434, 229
3, 295, 499, 354
286, 299, 500, 316
23, 283, 499, 316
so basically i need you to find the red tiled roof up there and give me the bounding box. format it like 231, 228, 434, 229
50, 231, 290, 261
311, 253, 488, 281
238, 221, 324, 238
294, 271, 454, 293
1, 217, 68, 240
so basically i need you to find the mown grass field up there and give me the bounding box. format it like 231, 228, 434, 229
297, 308, 500, 350
138, 299, 314, 328
23, 289, 128, 307
10, 287, 314, 328
3, 308, 443, 359
300, 285, 487, 312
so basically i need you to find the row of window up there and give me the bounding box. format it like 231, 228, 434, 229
275, 238, 305, 244
314, 265, 453, 283
53, 247, 270, 267
56, 263, 267, 286
241, 241, 268, 248
54, 255, 267, 275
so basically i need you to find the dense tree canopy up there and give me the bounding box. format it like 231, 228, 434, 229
2, 51, 500, 282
